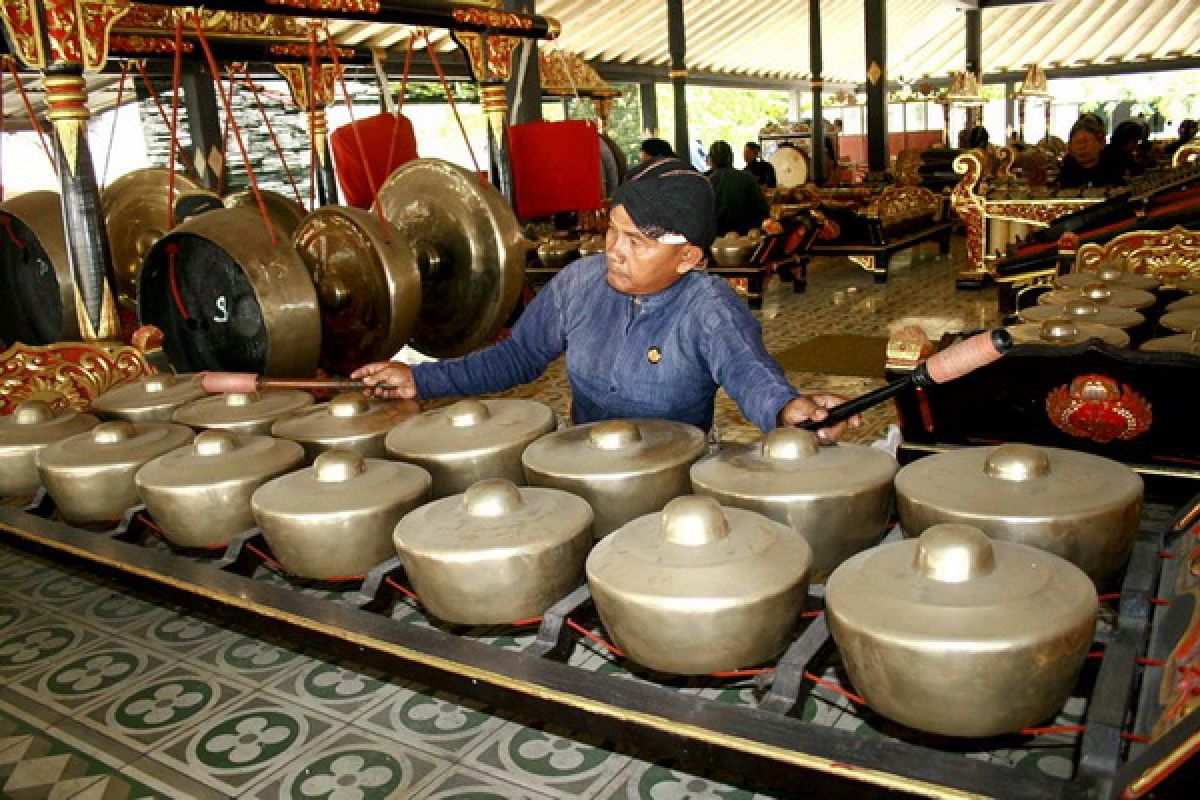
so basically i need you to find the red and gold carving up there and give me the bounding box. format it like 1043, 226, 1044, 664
452, 8, 532, 31
1074, 226, 1200, 289
276, 63, 340, 109
1045, 374, 1152, 444
455, 31, 520, 83
270, 43, 353, 59
1, 0, 130, 71
266, 0, 381, 12
109, 34, 193, 54
0, 341, 154, 416
951, 152, 986, 273
539, 50, 619, 99
119, 6, 309, 42
0, 1, 46, 70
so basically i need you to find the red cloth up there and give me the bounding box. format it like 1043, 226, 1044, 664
508, 120, 603, 219
330, 112, 419, 209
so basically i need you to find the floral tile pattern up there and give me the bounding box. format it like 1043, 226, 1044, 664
264, 658, 400, 722
72, 663, 250, 753
462, 723, 630, 800
242, 725, 451, 799
357, 685, 508, 758
418, 766, 558, 799
148, 695, 339, 796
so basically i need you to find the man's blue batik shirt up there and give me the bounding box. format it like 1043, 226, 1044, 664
411, 254, 801, 432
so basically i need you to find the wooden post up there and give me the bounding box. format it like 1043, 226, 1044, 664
454, 30, 521, 200
180, 62, 225, 191
863, 0, 887, 175
667, 0, 689, 164
639, 82, 659, 136
504, 0, 542, 126
964, 8, 982, 131
809, 0, 826, 185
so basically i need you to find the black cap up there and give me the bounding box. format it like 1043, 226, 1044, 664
611, 158, 716, 249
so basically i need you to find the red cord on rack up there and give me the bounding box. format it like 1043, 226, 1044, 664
191, 15, 277, 246
235, 65, 305, 207
100, 61, 129, 188
565, 619, 624, 657
166, 16, 184, 229
322, 24, 390, 232
381, 34, 416, 177
165, 242, 190, 320
384, 576, 421, 603
803, 671, 866, 705
424, 30, 483, 177
0, 216, 23, 249
135, 60, 192, 183
511, 617, 543, 626
5, 56, 56, 172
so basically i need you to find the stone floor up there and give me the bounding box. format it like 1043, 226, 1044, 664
0, 240, 1073, 800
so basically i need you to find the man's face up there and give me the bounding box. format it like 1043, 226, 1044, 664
1068, 130, 1104, 167
605, 205, 700, 295
743, 146, 756, 164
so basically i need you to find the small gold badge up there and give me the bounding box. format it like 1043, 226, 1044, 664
647, 346, 662, 364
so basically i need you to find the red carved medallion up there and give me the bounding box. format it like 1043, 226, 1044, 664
1045, 374, 1152, 444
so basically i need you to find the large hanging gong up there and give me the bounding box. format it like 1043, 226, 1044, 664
292, 207, 421, 375
225, 189, 308, 239
0, 191, 78, 345
769, 144, 810, 188
375, 159, 526, 358
598, 132, 628, 198
137, 206, 320, 376
101, 168, 209, 309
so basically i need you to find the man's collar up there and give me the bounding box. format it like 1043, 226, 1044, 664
628, 269, 698, 310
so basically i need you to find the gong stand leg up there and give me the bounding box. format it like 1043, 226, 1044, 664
349, 555, 408, 612
312, 105, 340, 207
482, 83, 515, 201
22, 488, 55, 518
758, 612, 835, 717
454, 31, 520, 201
45, 65, 121, 340
527, 584, 594, 660
216, 527, 270, 577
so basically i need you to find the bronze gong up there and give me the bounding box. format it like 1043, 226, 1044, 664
292, 206, 421, 375
0, 191, 78, 344
224, 189, 308, 239
137, 206, 320, 377
101, 168, 208, 308
375, 159, 527, 358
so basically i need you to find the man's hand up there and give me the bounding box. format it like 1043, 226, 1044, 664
777, 393, 860, 444
350, 361, 418, 400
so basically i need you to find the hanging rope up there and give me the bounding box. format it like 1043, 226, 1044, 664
134, 60, 192, 185
307, 27, 321, 210
322, 24, 391, 230
380, 33, 417, 179
100, 60, 130, 188
424, 30, 482, 176
166, 15, 184, 229
5, 58, 56, 172
234, 64, 304, 207
192, 14, 277, 246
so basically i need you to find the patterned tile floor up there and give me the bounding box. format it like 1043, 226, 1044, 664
0, 242, 1049, 800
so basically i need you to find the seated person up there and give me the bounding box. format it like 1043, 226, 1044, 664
1104, 120, 1148, 180
707, 140, 771, 235
743, 142, 777, 188
1164, 119, 1198, 159
352, 158, 855, 439
639, 137, 676, 162
1057, 114, 1125, 188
